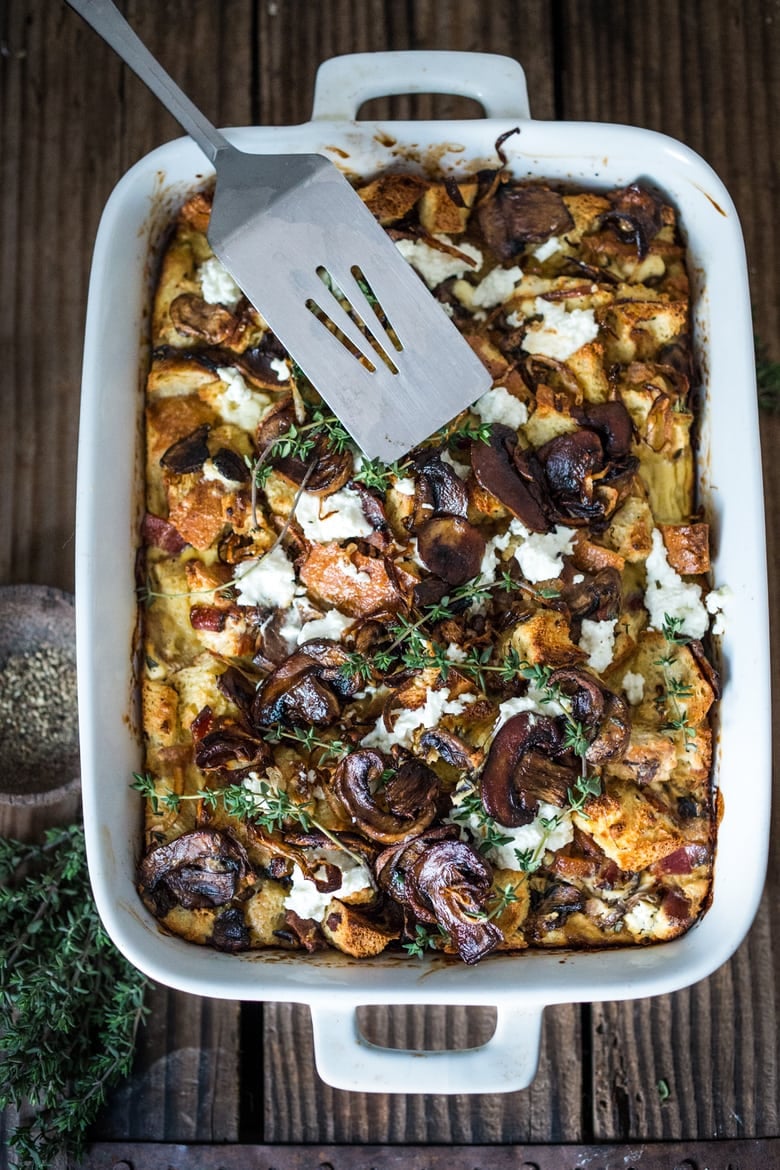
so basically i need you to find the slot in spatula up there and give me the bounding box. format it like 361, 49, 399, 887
67, 0, 492, 461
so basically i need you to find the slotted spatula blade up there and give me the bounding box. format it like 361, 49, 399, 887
67, 0, 492, 461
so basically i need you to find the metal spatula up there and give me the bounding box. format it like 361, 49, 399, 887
67, 0, 492, 462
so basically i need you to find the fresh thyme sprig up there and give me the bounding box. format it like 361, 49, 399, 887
352, 456, 409, 493
0, 824, 149, 1170
653, 650, 696, 752
519, 661, 603, 810
263, 723, 351, 764
661, 613, 692, 645
131, 770, 306, 831
450, 783, 514, 856
401, 922, 449, 958
136, 575, 236, 608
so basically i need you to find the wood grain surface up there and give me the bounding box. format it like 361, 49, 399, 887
1, 0, 777, 1153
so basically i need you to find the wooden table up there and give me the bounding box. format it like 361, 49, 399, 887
2, 2, 778, 1165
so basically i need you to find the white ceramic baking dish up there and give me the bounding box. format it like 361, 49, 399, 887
75, 51, 771, 1095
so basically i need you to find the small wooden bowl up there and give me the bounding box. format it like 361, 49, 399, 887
0, 585, 81, 806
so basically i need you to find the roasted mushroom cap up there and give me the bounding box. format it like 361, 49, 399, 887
412, 452, 469, 519
160, 424, 211, 474
477, 185, 574, 260
377, 830, 501, 964
252, 639, 360, 729
564, 567, 622, 623
212, 906, 251, 953
471, 424, 551, 533
536, 403, 637, 530
194, 722, 271, 772
332, 749, 439, 844
547, 667, 631, 765
480, 712, 577, 828
138, 830, 252, 914
415, 516, 486, 585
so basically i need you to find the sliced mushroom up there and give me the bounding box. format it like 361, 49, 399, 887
170, 293, 237, 343
415, 516, 486, 585
563, 567, 622, 623
276, 439, 353, 496
138, 829, 253, 914
536, 430, 605, 525
419, 726, 485, 772
377, 830, 501, 964
212, 906, 251, 953
480, 712, 577, 828
251, 639, 360, 729
471, 424, 551, 533
211, 447, 250, 484
194, 721, 271, 772
413, 452, 469, 519
477, 185, 574, 260
332, 749, 439, 844
160, 424, 211, 474
547, 667, 631, 765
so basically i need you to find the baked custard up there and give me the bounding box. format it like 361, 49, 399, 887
135, 155, 724, 964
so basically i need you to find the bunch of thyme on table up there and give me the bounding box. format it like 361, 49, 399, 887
0, 823, 149, 1169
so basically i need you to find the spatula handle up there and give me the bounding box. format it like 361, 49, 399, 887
65, 0, 230, 165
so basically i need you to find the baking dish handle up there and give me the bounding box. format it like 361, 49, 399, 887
309, 1002, 543, 1095
311, 51, 531, 122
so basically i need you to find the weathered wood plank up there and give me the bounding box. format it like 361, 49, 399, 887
262, 1002, 583, 1142
558, 0, 780, 1142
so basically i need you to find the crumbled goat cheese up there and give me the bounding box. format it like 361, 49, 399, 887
234, 544, 296, 608
395, 234, 483, 289
572, 573, 585, 585
276, 603, 303, 651
393, 476, 416, 496
296, 487, 374, 541
532, 237, 562, 262
445, 643, 467, 663
215, 366, 271, 432
493, 690, 564, 733
644, 528, 709, 640
622, 671, 645, 706
705, 584, 733, 636
440, 449, 471, 480
452, 787, 573, 870
198, 256, 243, 311
281, 850, 373, 923
201, 458, 244, 487
473, 385, 528, 430
512, 522, 577, 582
361, 688, 476, 751
471, 264, 524, 308
518, 297, 599, 361
298, 609, 353, 644
623, 898, 660, 937
269, 357, 291, 382
579, 618, 618, 674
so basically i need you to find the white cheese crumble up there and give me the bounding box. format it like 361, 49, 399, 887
493, 690, 564, 733
622, 671, 646, 706
445, 642, 468, 663
532, 236, 562, 262
578, 617, 618, 674
517, 297, 599, 361
282, 850, 374, 923
513, 522, 577, 583
705, 584, 733, 636
623, 898, 660, 938
393, 476, 416, 497
234, 544, 297, 608
215, 366, 271, 432
471, 265, 524, 308
198, 256, 243, 311
361, 688, 476, 751
644, 528, 709, 640
269, 356, 291, 382
473, 385, 528, 430
296, 487, 374, 542
452, 788, 573, 871
297, 608, 353, 644
395, 234, 483, 289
